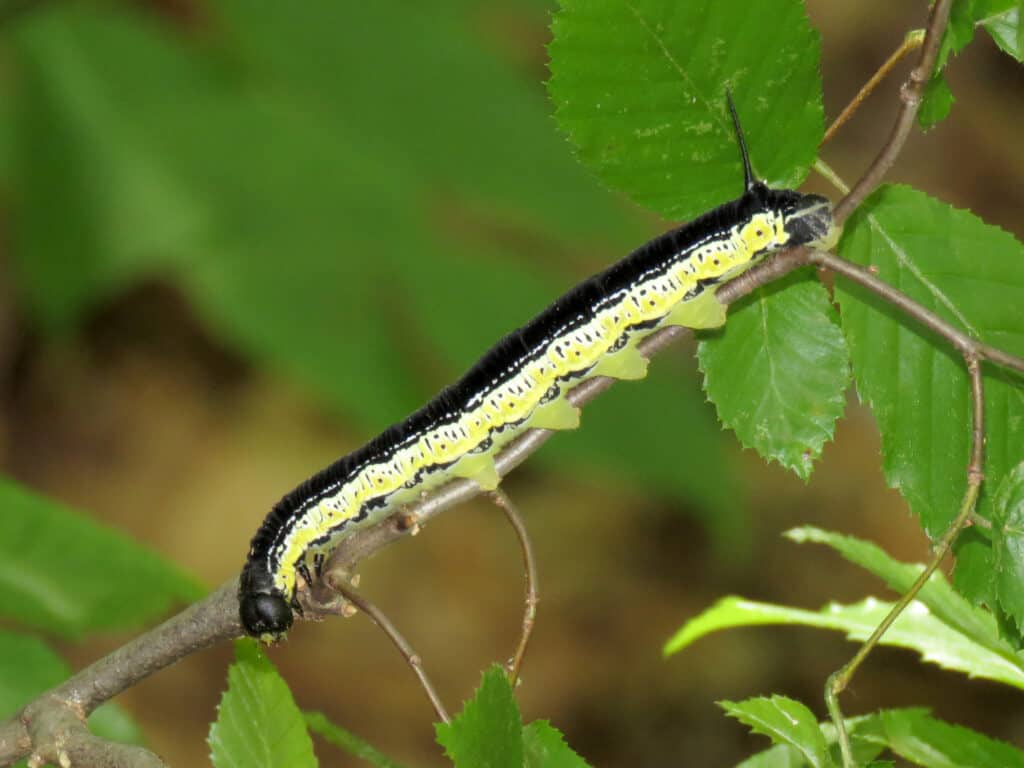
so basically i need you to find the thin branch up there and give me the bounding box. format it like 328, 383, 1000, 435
826, 358, 985, 767
487, 489, 539, 686
822, 29, 924, 146
833, 0, 953, 224
808, 250, 1024, 375
1, 584, 241, 768
324, 576, 451, 725
23, 703, 166, 768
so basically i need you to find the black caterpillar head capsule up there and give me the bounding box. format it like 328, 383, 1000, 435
240, 591, 294, 638
780, 191, 835, 248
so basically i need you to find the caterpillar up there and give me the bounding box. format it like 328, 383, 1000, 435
239, 96, 835, 640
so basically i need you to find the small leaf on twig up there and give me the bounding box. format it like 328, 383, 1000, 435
549, 0, 823, 222
209, 640, 317, 768
699, 270, 850, 480
720, 696, 832, 768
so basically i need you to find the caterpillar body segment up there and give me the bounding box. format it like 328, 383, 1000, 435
239, 102, 836, 640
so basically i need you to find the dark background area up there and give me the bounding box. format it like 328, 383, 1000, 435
0, 1, 1022, 765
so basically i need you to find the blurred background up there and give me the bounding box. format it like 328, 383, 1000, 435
0, 0, 1021, 765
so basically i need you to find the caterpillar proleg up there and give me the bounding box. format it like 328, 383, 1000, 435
239, 96, 835, 640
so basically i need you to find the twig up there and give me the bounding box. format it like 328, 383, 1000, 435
1, 582, 241, 768
324, 575, 451, 724
808, 250, 1024, 375
833, 0, 953, 224
822, 29, 925, 146
487, 489, 539, 686
825, 358, 985, 767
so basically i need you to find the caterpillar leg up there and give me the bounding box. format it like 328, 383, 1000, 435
450, 452, 501, 490
527, 397, 580, 431
663, 288, 728, 330
592, 345, 649, 380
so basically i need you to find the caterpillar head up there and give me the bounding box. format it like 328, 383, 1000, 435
240, 591, 294, 639
772, 188, 836, 249
239, 563, 294, 640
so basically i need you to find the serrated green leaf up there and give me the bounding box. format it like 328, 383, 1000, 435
666, 594, 1024, 689
721, 696, 832, 768
523, 720, 592, 768
698, 270, 849, 480
304, 711, 407, 768
918, 76, 954, 128
834, 185, 1024, 542
0, 477, 203, 638
209, 639, 317, 768
980, 2, 1024, 60
922, 0, 1020, 125
436, 666, 522, 768
851, 708, 1024, 768
991, 463, 1024, 632
549, 0, 823, 222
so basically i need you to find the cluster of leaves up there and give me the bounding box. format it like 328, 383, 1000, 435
920, 0, 1024, 125
666, 495, 1024, 767
550, 0, 1024, 615
210, 650, 589, 768
0, 478, 204, 765
547, 0, 1024, 763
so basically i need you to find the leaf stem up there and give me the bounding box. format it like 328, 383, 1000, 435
822, 29, 925, 146
325, 576, 451, 725
833, 0, 952, 225
826, 358, 985, 767
488, 489, 540, 687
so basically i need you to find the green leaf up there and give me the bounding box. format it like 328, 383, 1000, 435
991, 463, 1024, 632
548, 0, 823, 222
698, 270, 850, 480
917, 76, 954, 128
834, 186, 1024, 540
666, 594, 1024, 689
436, 666, 522, 768
783, 527, 1012, 656
304, 712, 407, 768
0, 629, 143, 753
980, 1, 1024, 61
922, 0, 1021, 125
523, 720, 592, 768
0, 476, 203, 638
209, 639, 317, 768
0, 630, 68, 719
736, 745, 809, 768
851, 708, 1024, 768
720, 696, 832, 768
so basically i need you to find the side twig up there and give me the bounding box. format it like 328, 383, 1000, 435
324, 575, 451, 725
822, 29, 924, 146
833, 0, 952, 224
487, 489, 539, 686
825, 358, 985, 767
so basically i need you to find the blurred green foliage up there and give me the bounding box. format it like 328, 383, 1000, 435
1, 0, 741, 538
